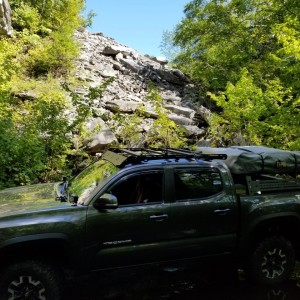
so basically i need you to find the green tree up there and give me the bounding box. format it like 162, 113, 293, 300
0, 38, 23, 87
170, 0, 300, 149
0, 94, 45, 187
109, 109, 144, 147
10, 0, 85, 33
9, 0, 85, 76
0, 0, 92, 188
208, 70, 299, 149
0, 77, 114, 188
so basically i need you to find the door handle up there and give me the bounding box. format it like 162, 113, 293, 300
214, 208, 231, 215
149, 214, 168, 221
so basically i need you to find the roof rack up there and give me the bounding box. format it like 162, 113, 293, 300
102, 148, 227, 167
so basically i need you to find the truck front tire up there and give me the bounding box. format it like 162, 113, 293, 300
0, 260, 63, 300
247, 236, 295, 285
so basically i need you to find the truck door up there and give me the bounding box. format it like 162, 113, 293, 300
166, 166, 239, 257
85, 169, 174, 270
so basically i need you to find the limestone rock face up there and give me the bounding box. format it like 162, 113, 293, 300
0, 0, 12, 36
73, 29, 212, 152
1, 3, 212, 151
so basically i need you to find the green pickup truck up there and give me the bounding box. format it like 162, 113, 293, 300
0, 147, 300, 300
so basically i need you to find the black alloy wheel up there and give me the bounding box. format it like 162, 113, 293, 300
248, 236, 295, 285
0, 260, 63, 300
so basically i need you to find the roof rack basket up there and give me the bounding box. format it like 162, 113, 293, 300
102, 148, 227, 167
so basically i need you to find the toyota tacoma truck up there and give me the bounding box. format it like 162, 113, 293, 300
0, 146, 300, 299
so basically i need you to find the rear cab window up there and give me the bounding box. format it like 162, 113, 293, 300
173, 167, 224, 201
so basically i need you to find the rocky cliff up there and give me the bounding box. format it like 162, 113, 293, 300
0, 0, 12, 36
74, 29, 212, 151
0, 11, 212, 151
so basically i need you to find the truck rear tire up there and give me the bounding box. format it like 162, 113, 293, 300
247, 236, 295, 285
0, 260, 63, 300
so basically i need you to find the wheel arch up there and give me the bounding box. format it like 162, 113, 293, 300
242, 215, 300, 258
0, 233, 76, 271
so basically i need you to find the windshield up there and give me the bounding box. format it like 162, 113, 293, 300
69, 160, 119, 205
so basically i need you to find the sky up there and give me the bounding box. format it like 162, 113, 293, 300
84, 0, 189, 57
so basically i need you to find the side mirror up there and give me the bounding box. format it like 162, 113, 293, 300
93, 193, 118, 210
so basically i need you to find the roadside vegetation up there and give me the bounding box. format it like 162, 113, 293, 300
161, 0, 300, 149
0, 0, 88, 189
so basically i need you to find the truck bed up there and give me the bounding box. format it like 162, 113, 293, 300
233, 174, 300, 195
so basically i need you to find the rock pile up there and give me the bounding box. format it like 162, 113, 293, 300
74, 29, 212, 151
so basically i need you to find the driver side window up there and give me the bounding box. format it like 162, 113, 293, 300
107, 171, 163, 206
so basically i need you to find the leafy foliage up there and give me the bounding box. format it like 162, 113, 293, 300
0, 0, 92, 188
0, 38, 23, 86
145, 84, 187, 148
10, 0, 85, 33
109, 109, 144, 147
108, 83, 187, 148
9, 0, 84, 76
169, 0, 300, 149
208, 70, 299, 149
0, 75, 116, 188
0, 94, 45, 188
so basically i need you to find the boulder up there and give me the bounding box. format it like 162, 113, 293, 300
87, 129, 116, 152
105, 100, 139, 113
83, 118, 117, 152
182, 125, 206, 137
144, 55, 168, 68
165, 105, 195, 119
102, 45, 132, 56
118, 57, 143, 73
168, 114, 194, 126
156, 68, 190, 86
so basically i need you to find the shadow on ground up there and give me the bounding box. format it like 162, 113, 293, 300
64, 261, 300, 300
